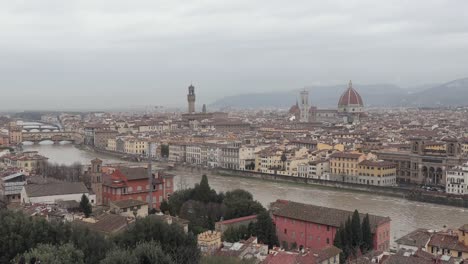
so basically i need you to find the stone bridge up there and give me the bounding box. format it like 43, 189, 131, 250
22, 125, 60, 132
22, 132, 84, 144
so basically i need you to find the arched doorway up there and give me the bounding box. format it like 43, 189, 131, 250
422, 166, 428, 183
429, 167, 435, 184
435, 168, 443, 185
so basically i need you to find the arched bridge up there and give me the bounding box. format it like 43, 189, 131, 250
22, 132, 84, 144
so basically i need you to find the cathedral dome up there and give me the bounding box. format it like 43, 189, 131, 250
338, 81, 363, 107
289, 103, 300, 115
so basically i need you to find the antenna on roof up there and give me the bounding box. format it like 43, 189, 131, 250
147, 143, 153, 212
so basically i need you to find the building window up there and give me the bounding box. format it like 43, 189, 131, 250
284, 229, 287, 234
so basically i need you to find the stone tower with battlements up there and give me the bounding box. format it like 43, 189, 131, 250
187, 84, 196, 114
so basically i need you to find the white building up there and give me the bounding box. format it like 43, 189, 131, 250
21, 182, 95, 205
206, 144, 221, 168
297, 160, 330, 179
0, 172, 27, 203
186, 144, 203, 165
110, 199, 148, 218
446, 163, 468, 195
239, 145, 268, 171
168, 143, 186, 163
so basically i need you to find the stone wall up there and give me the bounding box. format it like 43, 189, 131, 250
173, 165, 468, 208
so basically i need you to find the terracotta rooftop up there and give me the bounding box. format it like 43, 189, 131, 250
270, 200, 390, 232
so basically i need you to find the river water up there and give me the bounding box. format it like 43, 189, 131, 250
23, 143, 467, 244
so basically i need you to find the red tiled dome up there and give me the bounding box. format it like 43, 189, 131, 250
338, 81, 363, 107
289, 104, 300, 114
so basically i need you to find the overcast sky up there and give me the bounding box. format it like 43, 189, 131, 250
1, 0, 467, 110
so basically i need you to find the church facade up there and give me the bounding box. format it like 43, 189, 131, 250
289, 81, 365, 124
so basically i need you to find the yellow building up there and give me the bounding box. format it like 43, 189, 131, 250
257, 149, 282, 173
107, 138, 117, 151
426, 225, 468, 259
198, 231, 222, 256
284, 157, 310, 176
357, 160, 397, 186
317, 143, 344, 152
9, 128, 22, 145
330, 152, 366, 176
2, 151, 48, 173
462, 141, 468, 155
124, 139, 148, 155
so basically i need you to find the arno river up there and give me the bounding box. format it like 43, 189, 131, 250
24, 143, 467, 245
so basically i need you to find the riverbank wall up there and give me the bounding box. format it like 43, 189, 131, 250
73, 147, 468, 209
174, 165, 468, 208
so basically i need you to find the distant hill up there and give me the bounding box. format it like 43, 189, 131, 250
406, 77, 468, 107
210, 77, 468, 109
210, 83, 406, 109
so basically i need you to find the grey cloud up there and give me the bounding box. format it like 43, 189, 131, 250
0, 0, 467, 110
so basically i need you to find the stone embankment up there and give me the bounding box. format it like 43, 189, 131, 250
174, 164, 468, 208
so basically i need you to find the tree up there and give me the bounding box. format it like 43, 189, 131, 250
223, 189, 265, 220
14, 243, 85, 264
333, 225, 346, 263
351, 210, 363, 249
345, 217, 353, 251
0, 210, 67, 263
192, 175, 217, 203
69, 224, 113, 264
281, 153, 287, 170
361, 214, 373, 253
160, 199, 170, 214
80, 194, 92, 217
113, 216, 200, 264
222, 225, 252, 243
254, 211, 278, 248
99, 248, 137, 264
167, 189, 193, 216
133, 241, 174, 264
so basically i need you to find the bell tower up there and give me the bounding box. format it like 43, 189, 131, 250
299, 89, 309, 122
187, 84, 196, 114
90, 158, 103, 205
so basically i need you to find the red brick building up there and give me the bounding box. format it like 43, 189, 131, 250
270, 200, 391, 252
102, 166, 174, 209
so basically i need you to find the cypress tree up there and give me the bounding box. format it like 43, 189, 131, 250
344, 217, 354, 257
333, 225, 346, 263
193, 175, 211, 203
79, 194, 92, 218
351, 210, 363, 249
361, 214, 373, 253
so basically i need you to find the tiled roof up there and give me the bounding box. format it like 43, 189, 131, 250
395, 229, 432, 248
270, 200, 390, 232
110, 199, 147, 209
330, 152, 363, 159
338, 82, 364, 107
216, 215, 257, 225
25, 182, 89, 197
79, 213, 132, 235
359, 160, 396, 167
428, 233, 468, 252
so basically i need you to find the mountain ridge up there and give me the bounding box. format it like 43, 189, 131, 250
210, 77, 468, 109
